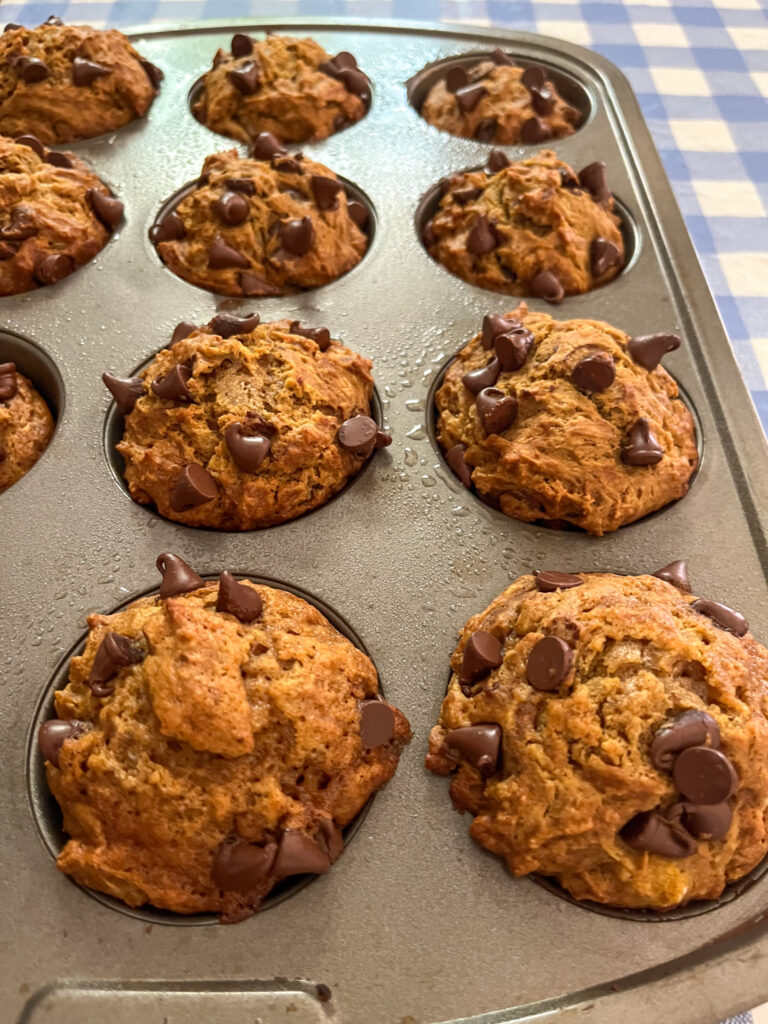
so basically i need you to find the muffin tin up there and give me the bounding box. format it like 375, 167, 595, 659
4, 18, 768, 1024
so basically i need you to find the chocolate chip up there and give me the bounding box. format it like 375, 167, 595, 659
482, 313, 521, 349
171, 464, 218, 512
462, 356, 501, 395
621, 417, 664, 466
653, 560, 691, 593
156, 553, 204, 597
38, 719, 88, 768
628, 333, 682, 371
621, 810, 697, 858
347, 200, 369, 231
571, 353, 615, 393
651, 710, 720, 771
679, 801, 732, 841
559, 167, 580, 189
171, 321, 197, 345
445, 724, 501, 775
521, 65, 546, 90
578, 161, 610, 205
279, 216, 314, 256
72, 57, 111, 86
334, 51, 358, 71
476, 387, 517, 435
44, 150, 74, 168
240, 272, 278, 296
341, 67, 369, 98
287, 321, 330, 351
467, 215, 498, 256
445, 66, 469, 93
45, 15, 64, 25
89, 631, 143, 696
455, 83, 487, 112
209, 312, 260, 338
674, 747, 737, 805
1, 206, 37, 240
211, 191, 249, 226
216, 571, 263, 623
337, 414, 380, 459
691, 598, 748, 637
474, 118, 497, 142
311, 175, 343, 211
486, 149, 510, 173
141, 60, 163, 89
531, 85, 555, 116
272, 155, 303, 175
34, 253, 73, 285
530, 269, 564, 303
535, 570, 583, 592
213, 835, 277, 892
526, 636, 573, 692
17, 57, 50, 83
228, 60, 260, 95
87, 189, 123, 230
273, 831, 331, 880
520, 117, 550, 144
490, 48, 515, 66
208, 234, 250, 269
223, 177, 255, 196
0, 362, 17, 402
360, 699, 396, 748
150, 212, 185, 244
225, 422, 271, 471
316, 819, 344, 864
151, 364, 192, 401
591, 237, 621, 277
495, 327, 534, 371
455, 187, 483, 206
102, 372, 142, 414
231, 33, 253, 57
251, 132, 286, 160
0, 241, 18, 261
4, 23, 22, 32
445, 443, 472, 487
16, 134, 44, 157
459, 630, 503, 688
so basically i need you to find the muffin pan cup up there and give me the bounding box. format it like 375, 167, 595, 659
4, 18, 768, 1024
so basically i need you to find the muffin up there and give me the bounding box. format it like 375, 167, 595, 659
0, 16, 161, 144
39, 553, 410, 921
193, 33, 368, 145
435, 304, 697, 534
426, 567, 768, 910
0, 360, 54, 492
104, 312, 390, 529
151, 137, 368, 297
0, 134, 124, 296
420, 54, 579, 145
423, 149, 624, 301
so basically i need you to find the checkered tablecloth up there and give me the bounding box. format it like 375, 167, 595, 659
3, 0, 768, 1022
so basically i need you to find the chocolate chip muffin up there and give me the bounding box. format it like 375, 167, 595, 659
192, 33, 368, 145
420, 53, 580, 145
0, 134, 124, 296
426, 567, 768, 910
39, 553, 410, 921
151, 138, 368, 297
423, 150, 624, 301
0, 361, 54, 493
104, 313, 390, 529
435, 304, 697, 534
0, 16, 161, 145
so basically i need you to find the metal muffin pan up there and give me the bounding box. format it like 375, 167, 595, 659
3, 17, 768, 1024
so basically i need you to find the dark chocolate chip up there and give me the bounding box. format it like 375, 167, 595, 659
311, 174, 343, 211
38, 719, 88, 768
459, 630, 503, 688
679, 801, 732, 841
141, 60, 163, 89
360, 699, 396, 748
591, 237, 621, 277
454, 187, 482, 206
482, 313, 521, 349
273, 831, 331, 880
0, 363, 17, 402
628, 333, 682, 371
651, 710, 720, 771
570, 353, 616, 393
89, 631, 143, 696
208, 234, 250, 269
231, 33, 253, 57
216, 571, 263, 623
251, 132, 286, 160
1, 207, 36, 240
578, 161, 610, 205
72, 56, 111, 86
445, 66, 469, 93
150, 212, 185, 244
156, 553, 204, 597
279, 216, 314, 256
171, 321, 197, 345
228, 60, 260, 95
691, 598, 748, 638
87, 189, 123, 230
559, 166, 580, 189
347, 200, 369, 231
621, 810, 697, 858
521, 65, 546, 90
467, 215, 497, 256
462, 356, 501, 395
34, 252, 73, 285
339, 67, 369, 98
212, 835, 277, 893
223, 177, 255, 196
4, 23, 22, 32
44, 150, 74, 168
621, 417, 664, 466
530, 269, 564, 303
272, 154, 303, 175
526, 636, 573, 692
289, 321, 331, 350
334, 51, 358, 71
674, 746, 738, 805
171, 464, 218, 512
486, 148, 510, 173
531, 85, 555, 116
653, 560, 691, 593
337, 414, 378, 459
495, 327, 534, 371
151, 364, 192, 401
316, 819, 344, 864
16, 134, 44, 157
445, 443, 472, 487
240, 272, 278, 296
102, 372, 143, 414
490, 48, 515, 66
208, 312, 260, 338
212, 190, 249, 226
476, 387, 517, 435
445, 723, 502, 775
225, 422, 271, 471
455, 83, 487, 112
17, 56, 50, 83
534, 570, 584, 592
45, 15, 64, 25
520, 116, 550, 144
333, 114, 350, 131
474, 118, 497, 142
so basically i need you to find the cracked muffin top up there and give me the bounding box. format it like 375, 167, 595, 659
40, 553, 410, 922
193, 33, 368, 145
0, 360, 54, 493
426, 567, 768, 910
0, 16, 161, 144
